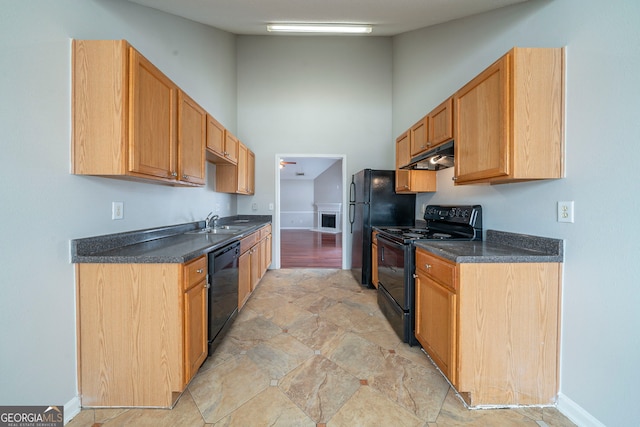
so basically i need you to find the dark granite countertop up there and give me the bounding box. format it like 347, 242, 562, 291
71, 215, 272, 264
414, 230, 563, 263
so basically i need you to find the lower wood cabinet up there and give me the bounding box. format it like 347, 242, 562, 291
415, 248, 561, 407
371, 231, 379, 288
182, 256, 208, 384
415, 252, 457, 384
75, 255, 208, 408
238, 225, 272, 309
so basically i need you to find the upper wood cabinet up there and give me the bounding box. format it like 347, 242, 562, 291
428, 97, 454, 149
395, 131, 436, 194
206, 115, 238, 165
72, 39, 205, 186
178, 91, 206, 185
453, 47, 564, 184
409, 116, 428, 157
215, 141, 255, 195
407, 97, 453, 160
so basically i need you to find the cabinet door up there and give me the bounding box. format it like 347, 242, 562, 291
206, 115, 230, 163
184, 279, 207, 383
410, 116, 428, 157
250, 245, 260, 291
238, 250, 251, 310
128, 48, 177, 179
178, 91, 206, 185
428, 97, 453, 148
371, 234, 378, 289
247, 150, 255, 195
237, 143, 248, 194
395, 132, 411, 192
264, 234, 272, 271
415, 273, 457, 385
225, 132, 239, 164
454, 53, 510, 183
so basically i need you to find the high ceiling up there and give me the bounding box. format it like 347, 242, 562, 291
126, 0, 530, 36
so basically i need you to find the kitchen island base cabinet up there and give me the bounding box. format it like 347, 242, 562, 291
415, 248, 561, 407
76, 256, 208, 408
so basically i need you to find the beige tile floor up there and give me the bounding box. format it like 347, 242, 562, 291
68, 269, 576, 427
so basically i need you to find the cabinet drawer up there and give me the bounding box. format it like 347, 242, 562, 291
240, 232, 259, 253
259, 224, 272, 240
184, 255, 207, 290
415, 249, 456, 291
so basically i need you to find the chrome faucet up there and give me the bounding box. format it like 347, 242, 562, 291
205, 212, 219, 229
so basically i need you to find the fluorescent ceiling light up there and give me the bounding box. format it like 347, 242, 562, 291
267, 24, 372, 34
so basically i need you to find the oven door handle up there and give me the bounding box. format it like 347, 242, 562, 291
376, 234, 404, 249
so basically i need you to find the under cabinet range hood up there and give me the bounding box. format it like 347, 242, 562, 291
402, 140, 454, 171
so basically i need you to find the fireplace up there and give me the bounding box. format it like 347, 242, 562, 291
314, 203, 342, 233
321, 213, 336, 229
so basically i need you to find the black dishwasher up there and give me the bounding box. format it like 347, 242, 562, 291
207, 241, 240, 355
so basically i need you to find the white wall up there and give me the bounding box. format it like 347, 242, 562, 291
236, 36, 395, 217
0, 0, 237, 412
314, 160, 343, 205
393, 1, 640, 426
280, 180, 315, 228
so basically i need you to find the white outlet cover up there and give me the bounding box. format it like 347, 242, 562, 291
112, 201, 124, 220
557, 201, 574, 223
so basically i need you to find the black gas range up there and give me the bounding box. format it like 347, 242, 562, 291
374, 205, 482, 345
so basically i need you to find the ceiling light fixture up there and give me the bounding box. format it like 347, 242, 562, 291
267, 24, 373, 34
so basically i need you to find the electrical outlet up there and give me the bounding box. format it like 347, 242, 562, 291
112, 202, 124, 220
269, 203, 274, 211
557, 201, 574, 223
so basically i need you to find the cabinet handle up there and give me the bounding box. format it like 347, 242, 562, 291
183, 174, 189, 180
412, 273, 418, 279
425, 264, 432, 269
196, 269, 204, 274
452, 176, 457, 181
171, 171, 178, 177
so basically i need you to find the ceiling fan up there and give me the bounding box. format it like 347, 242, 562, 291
279, 160, 297, 168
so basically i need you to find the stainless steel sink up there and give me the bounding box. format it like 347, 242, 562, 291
186, 227, 241, 235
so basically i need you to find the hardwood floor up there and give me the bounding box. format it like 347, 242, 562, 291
280, 229, 342, 268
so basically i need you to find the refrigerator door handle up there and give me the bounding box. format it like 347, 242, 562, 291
348, 203, 355, 233
349, 180, 356, 203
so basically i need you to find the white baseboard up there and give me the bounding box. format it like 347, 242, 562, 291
557, 392, 605, 427
64, 396, 81, 425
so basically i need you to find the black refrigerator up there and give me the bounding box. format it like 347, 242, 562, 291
349, 169, 416, 286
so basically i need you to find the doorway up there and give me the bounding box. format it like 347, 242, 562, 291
273, 154, 348, 269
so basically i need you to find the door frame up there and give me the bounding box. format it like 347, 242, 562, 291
273, 153, 348, 270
